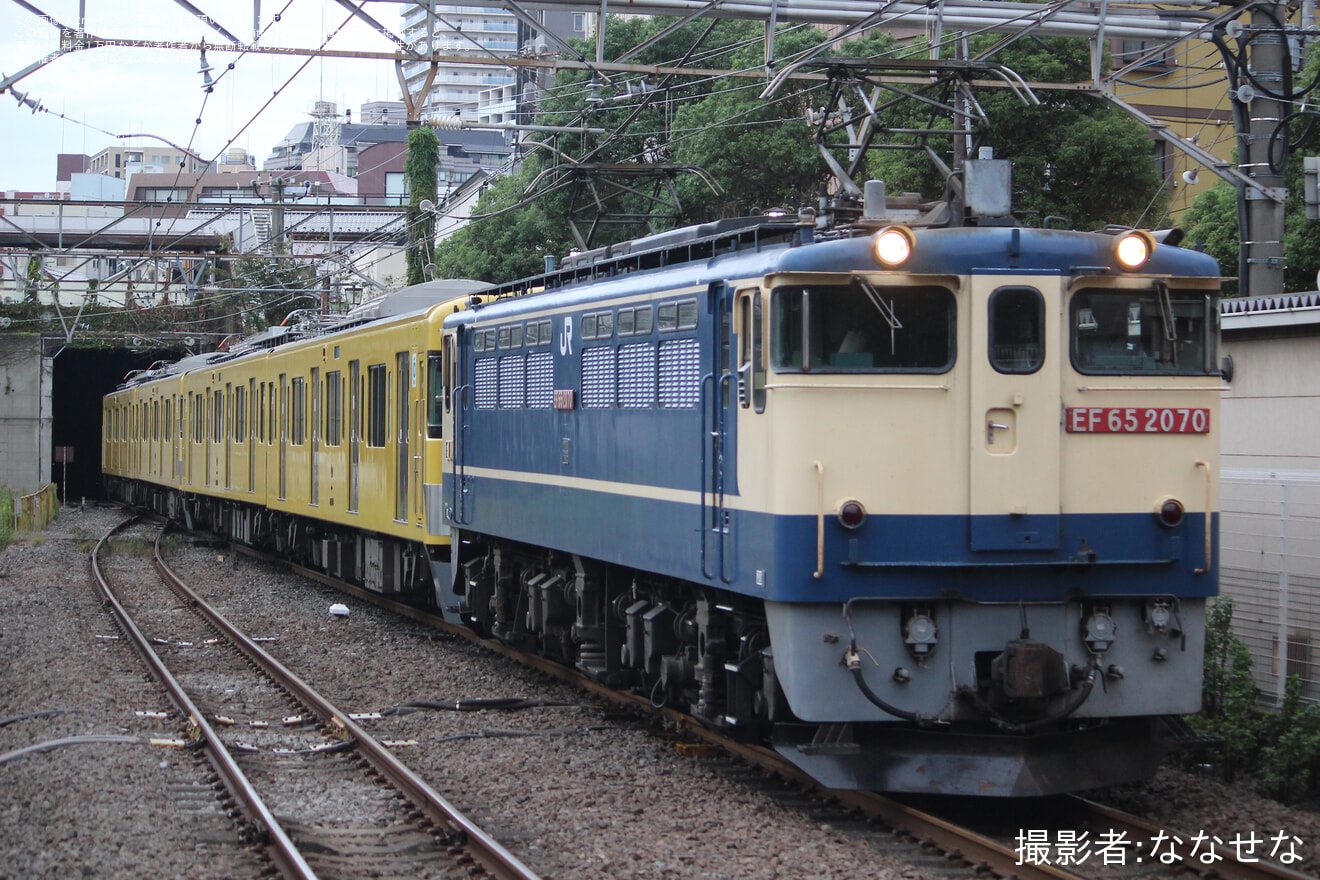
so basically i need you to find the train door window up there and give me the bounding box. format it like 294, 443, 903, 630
194, 394, 204, 443
234, 384, 247, 443
989, 287, 1045, 374
752, 293, 766, 411
427, 354, 443, 437
291, 377, 306, 445
326, 371, 342, 446
441, 339, 453, 413
367, 363, 387, 447
153, 400, 160, 440
213, 389, 224, 444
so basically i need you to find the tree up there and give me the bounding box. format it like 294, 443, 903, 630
871, 37, 1172, 230
433, 170, 574, 285
406, 126, 441, 287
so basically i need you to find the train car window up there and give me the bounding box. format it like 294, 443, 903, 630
213, 390, 224, 444
367, 364, 388, 446
235, 385, 247, 443
635, 307, 653, 335
771, 284, 955, 373
498, 327, 512, 349
582, 314, 598, 340
989, 287, 1045, 374
658, 303, 678, 332
677, 300, 699, 331
1071, 287, 1215, 375
524, 322, 540, 346
597, 311, 614, 338
427, 355, 443, 437
618, 309, 635, 336
290, 377, 306, 445
473, 332, 486, 353
327, 371, 342, 445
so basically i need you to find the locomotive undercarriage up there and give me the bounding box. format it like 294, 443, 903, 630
453, 533, 785, 736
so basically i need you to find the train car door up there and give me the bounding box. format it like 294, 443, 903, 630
395, 351, 409, 522
702, 282, 735, 582
968, 281, 1061, 550
348, 360, 360, 512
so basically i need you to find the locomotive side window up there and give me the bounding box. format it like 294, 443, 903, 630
1071, 287, 1215, 375
989, 287, 1045, 374
771, 284, 955, 373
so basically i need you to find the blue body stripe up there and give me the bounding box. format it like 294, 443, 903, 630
451, 473, 1217, 603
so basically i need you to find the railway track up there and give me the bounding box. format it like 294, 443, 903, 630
215, 538, 1314, 880
90, 516, 541, 880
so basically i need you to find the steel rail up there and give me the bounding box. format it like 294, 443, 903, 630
154, 527, 542, 880
241, 548, 1086, 880
1066, 796, 1315, 880
89, 517, 319, 880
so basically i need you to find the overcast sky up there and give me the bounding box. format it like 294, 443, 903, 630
1, 0, 410, 191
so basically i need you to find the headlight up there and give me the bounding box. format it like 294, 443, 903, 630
1115, 230, 1156, 270
874, 226, 915, 267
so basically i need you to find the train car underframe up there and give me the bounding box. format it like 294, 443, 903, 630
105, 477, 436, 597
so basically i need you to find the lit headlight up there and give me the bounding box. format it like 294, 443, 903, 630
874, 226, 915, 267
1115, 230, 1156, 270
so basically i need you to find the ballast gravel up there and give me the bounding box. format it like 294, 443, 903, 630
1, 505, 1317, 879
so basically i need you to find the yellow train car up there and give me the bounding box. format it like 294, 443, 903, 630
103, 279, 492, 602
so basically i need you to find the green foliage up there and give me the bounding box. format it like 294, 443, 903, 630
967, 37, 1169, 229
1195, 597, 1260, 782
24, 255, 41, 304
1181, 183, 1241, 295
433, 171, 573, 285
406, 126, 441, 286
0, 486, 12, 553
1259, 676, 1320, 802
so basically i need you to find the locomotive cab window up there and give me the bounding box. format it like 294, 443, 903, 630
989, 287, 1045, 374
1071, 287, 1216, 375
772, 283, 955, 373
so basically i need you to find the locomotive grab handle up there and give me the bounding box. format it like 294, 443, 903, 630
814, 461, 825, 579
1195, 459, 1211, 574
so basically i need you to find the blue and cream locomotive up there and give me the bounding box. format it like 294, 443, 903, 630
438, 207, 1223, 796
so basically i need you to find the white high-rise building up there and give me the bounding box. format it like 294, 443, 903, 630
400, 5, 520, 121
399, 4, 592, 122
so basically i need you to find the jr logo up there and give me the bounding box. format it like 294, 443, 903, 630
559, 316, 574, 355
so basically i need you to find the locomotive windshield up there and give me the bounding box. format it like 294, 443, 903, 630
1071, 287, 1217, 375
772, 283, 955, 373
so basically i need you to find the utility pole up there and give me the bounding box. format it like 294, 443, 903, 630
1242, 3, 1290, 299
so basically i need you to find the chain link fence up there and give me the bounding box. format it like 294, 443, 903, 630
1219, 469, 1320, 707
